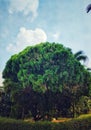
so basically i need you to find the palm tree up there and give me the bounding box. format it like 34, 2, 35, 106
74, 51, 91, 71
74, 50, 88, 63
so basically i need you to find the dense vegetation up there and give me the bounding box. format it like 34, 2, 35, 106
0, 42, 91, 120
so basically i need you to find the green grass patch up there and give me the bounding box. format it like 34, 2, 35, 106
78, 113, 91, 119
0, 114, 91, 130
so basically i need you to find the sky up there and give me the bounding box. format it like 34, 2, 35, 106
0, 0, 91, 86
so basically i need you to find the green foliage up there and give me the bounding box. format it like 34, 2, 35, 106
75, 96, 91, 115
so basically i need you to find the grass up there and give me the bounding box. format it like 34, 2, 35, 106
51, 117, 72, 123
0, 114, 91, 130
24, 114, 91, 123
78, 113, 91, 119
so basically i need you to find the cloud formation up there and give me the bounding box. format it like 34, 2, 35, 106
7, 27, 47, 53
9, 0, 39, 21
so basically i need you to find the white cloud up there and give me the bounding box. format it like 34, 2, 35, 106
50, 31, 60, 42
9, 0, 39, 21
52, 32, 60, 41
0, 72, 3, 86
7, 27, 47, 53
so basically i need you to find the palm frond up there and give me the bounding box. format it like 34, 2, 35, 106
74, 50, 84, 58
76, 55, 88, 62
87, 68, 91, 71
86, 4, 91, 13
74, 51, 88, 63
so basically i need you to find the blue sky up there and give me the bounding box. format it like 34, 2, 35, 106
0, 0, 91, 85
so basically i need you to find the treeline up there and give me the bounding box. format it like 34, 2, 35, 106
0, 42, 91, 120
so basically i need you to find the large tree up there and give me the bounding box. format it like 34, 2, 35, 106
2, 42, 91, 119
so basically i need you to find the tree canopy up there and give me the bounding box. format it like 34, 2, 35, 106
3, 42, 91, 93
